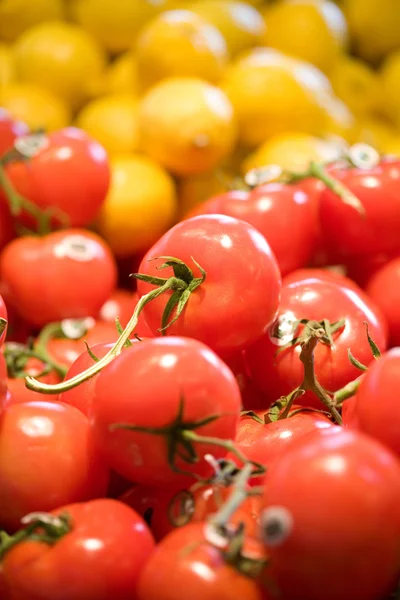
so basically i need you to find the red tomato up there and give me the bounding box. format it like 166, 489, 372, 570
223, 351, 269, 411
344, 348, 400, 457
1, 498, 155, 600
319, 159, 400, 262
282, 267, 362, 293
0, 352, 9, 414
0, 229, 117, 327
137, 215, 281, 357
244, 279, 388, 409
187, 183, 317, 276
92, 337, 241, 486
345, 250, 400, 288
232, 408, 332, 484
45, 320, 120, 370
5, 356, 61, 408
3, 127, 110, 227
137, 522, 268, 600
0, 202, 15, 253
260, 427, 400, 600
365, 257, 400, 347
0, 109, 29, 157
98, 288, 134, 328
0, 401, 109, 532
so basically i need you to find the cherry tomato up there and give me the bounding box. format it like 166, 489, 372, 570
0, 229, 117, 327
260, 427, 400, 600
223, 350, 269, 411
0, 353, 9, 414
344, 348, 400, 457
345, 250, 400, 288
0, 202, 15, 254
319, 158, 400, 262
98, 288, 134, 328
244, 279, 388, 408
1, 498, 155, 600
232, 408, 332, 484
92, 337, 241, 486
0, 109, 29, 157
5, 356, 61, 408
137, 522, 268, 600
0, 401, 109, 532
365, 256, 400, 346
282, 267, 362, 293
187, 183, 317, 276
3, 127, 110, 227
137, 215, 281, 357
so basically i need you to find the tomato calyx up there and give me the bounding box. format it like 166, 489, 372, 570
0, 511, 71, 560
0, 317, 7, 338
25, 257, 207, 395
110, 393, 265, 480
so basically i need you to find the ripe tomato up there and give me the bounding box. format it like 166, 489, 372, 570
0, 401, 109, 532
137, 522, 268, 600
244, 278, 388, 409
187, 183, 317, 277
345, 249, 400, 288
1, 498, 155, 600
98, 288, 135, 328
136, 215, 281, 357
364, 256, 400, 346
344, 348, 400, 456
3, 128, 110, 227
0, 109, 29, 157
92, 337, 241, 485
319, 158, 400, 262
260, 427, 400, 600
231, 408, 332, 483
282, 267, 362, 293
5, 355, 61, 408
0, 229, 117, 327
223, 350, 269, 411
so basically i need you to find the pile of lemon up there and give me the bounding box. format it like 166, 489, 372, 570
1, 0, 400, 257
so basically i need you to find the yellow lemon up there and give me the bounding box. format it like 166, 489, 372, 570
96, 153, 177, 257
177, 171, 226, 217
13, 21, 107, 110
0, 83, 70, 131
353, 117, 396, 153
70, 0, 166, 54
138, 77, 237, 176
221, 48, 331, 148
263, 0, 348, 73
105, 51, 139, 96
342, 0, 400, 63
188, 0, 266, 57
380, 51, 400, 128
243, 131, 343, 174
0, 44, 16, 91
136, 10, 228, 90
381, 135, 400, 158
76, 94, 140, 156
321, 95, 357, 143
0, 0, 65, 42
329, 55, 380, 117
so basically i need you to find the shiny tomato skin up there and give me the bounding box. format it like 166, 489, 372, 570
4, 127, 110, 227
92, 337, 241, 486
5, 357, 61, 408
0, 229, 117, 327
319, 160, 400, 261
98, 288, 134, 328
137, 215, 281, 357
187, 183, 316, 276
1, 498, 155, 600
282, 267, 362, 293
365, 257, 400, 347
261, 427, 400, 600
232, 408, 333, 483
244, 279, 388, 408
345, 348, 400, 456
0, 401, 109, 532
0, 109, 29, 157
138, 522, 268, 600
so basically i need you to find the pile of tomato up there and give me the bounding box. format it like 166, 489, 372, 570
1, 1, 400, 599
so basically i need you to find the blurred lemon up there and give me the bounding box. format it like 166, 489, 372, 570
0, 0, 65, 42
243, 131, 343, 174
96, 153, 177, 257
221, 48, 331, 148
353, 116, 396, 152
381, 136, 400, 158
380, 51, 400, 128
178, 171, 226, 217
76, 94, 139, 156
71, 0, 165, 54
329, 55, 380, 117
138, 77, 237, 176
321, 95, 357, 143
136, 10, 228, 90
13, 21, 107, 110
0, 82, 70, 131
0, 44, 16, 90
188, 0, 266, 57
105, 51, 139, 96
263, 0, 348, 73
342, 0, 400, 63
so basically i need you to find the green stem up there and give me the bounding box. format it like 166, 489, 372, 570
308, 162, 365, 215
208, 463, 253, 532
333, 376, 363, 406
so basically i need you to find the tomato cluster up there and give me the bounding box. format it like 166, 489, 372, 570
1, 109, 400, 600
